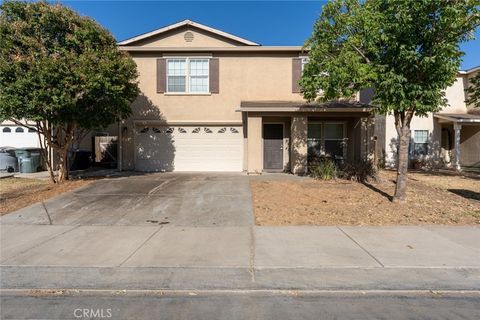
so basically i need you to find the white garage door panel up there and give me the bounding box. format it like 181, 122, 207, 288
135, 126, 243, 172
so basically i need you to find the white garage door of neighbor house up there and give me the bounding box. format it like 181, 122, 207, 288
135, 126, 244, 172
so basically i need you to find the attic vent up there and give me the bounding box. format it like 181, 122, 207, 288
184, 31, 194, 42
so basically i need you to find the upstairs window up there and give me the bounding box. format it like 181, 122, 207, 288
167, 58, 209, 93
167, 59, 187, 92
189, 59, 209, 92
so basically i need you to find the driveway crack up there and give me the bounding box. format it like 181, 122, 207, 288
337, 227, 385, 268
42, 202, 53, 225
117, 226, 163, 267
148, 179, 173, 195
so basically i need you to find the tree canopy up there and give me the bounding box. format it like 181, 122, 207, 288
466, 71, 480, 108
0, 1, 139, 182
301, 0, 479, 202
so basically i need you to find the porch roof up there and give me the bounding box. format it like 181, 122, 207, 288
434, 113, 480, 124
238, 100, 372, 113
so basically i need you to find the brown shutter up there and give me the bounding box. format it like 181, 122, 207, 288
209, 58, 219, 94
157, 58, 166, 93
292, 58, 302, 93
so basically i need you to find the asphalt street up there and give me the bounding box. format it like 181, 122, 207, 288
1, 290, 479, 320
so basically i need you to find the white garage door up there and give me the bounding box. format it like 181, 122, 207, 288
135, 125, 244, 172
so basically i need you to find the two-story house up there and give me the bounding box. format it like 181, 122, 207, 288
117, 20, 375, 174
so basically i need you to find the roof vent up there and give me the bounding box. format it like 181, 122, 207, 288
184, 31, 194, 42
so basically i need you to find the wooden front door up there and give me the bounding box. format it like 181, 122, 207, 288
263, 124, 284, 170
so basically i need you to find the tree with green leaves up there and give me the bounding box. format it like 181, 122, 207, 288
0, 1, 139, 183
301, 0, 479, 202
466, 72, 480, 108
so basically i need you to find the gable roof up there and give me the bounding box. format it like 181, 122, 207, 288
118, 19, 260, 46
458, 65, 480, 75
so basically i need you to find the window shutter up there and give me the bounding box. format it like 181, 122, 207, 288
209, 58, 219, 94
292, 58, 302, 93
157, 58, 166, 93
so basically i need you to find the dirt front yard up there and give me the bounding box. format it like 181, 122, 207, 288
251, 170, 480, 226
0, 177, 90, 215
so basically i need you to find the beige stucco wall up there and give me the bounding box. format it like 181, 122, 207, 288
129, 53, 303, 122
246, 115, 262, 173
442, 76, 468, 113
290, 116, 308, 175
132, 27, 245, 48
460, 125, 480, 167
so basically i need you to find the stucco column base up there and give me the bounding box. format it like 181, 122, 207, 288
290, 116, 308, 175
247, 115, 263, 174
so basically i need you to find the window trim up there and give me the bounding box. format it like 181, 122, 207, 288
166, 57, 210, 94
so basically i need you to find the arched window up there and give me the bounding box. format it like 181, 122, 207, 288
15, 127, 24, 133
2, 127, 11, 133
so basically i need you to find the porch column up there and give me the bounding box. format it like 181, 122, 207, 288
453, 122, 462, 172
247, 115, 263, 174
290, 116, 308, 175
360, 117, 375, 161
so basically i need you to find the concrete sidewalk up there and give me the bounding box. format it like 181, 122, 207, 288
1, 225, 479, 291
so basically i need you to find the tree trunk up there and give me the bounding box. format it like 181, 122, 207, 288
35, 125, 56, 183
393, 126, 411, 202
57, 147, 69, 183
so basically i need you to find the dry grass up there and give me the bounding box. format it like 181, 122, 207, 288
0, 177, 91, 215
251, 170, 480, 226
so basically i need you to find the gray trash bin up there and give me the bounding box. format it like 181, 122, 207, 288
19, 157, 35, 173
30, 151, 42, 172
15, 148, 43, 173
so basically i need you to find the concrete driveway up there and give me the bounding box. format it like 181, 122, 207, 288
0, 173, 254, 227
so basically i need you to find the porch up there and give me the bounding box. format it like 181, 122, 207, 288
434, 113, 480, 171
240, 101, 374, 174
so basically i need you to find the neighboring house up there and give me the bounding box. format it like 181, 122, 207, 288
374, 67, 480, 171
117, 20, 374, 173
0, 120, 41, 149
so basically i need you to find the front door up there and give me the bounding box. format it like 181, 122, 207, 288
263, 124, 284, 170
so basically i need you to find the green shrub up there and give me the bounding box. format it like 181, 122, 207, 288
339, 159, 377, 182
309, 159, 337, 180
